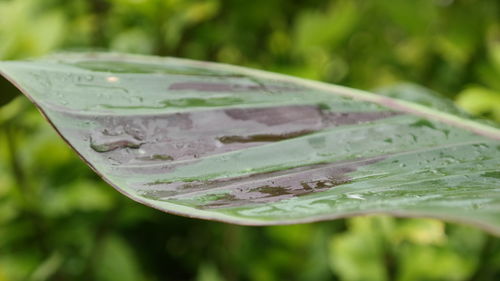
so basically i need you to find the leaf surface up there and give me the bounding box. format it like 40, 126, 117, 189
1, 53, 499, 234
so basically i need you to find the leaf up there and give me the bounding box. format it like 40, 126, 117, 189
0, 53, 499, 234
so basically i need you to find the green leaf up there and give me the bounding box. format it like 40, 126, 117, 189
1, 53, 499, 234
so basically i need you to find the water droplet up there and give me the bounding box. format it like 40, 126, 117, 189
137, 154, 173, 161
410, 134, 418, 142
472, 143, 489, 150
106, 157, 122, 165
107, 76, 120, 83
441, 157, 459, 165
346, 194, 365, 200
129, 96, 144, 103
76, 74, 94, 83
90, 130, 143, 152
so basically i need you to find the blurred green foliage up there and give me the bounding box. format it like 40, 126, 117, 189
1, 0, 500, 280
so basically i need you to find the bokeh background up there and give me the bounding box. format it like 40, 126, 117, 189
1, 0, 500, 280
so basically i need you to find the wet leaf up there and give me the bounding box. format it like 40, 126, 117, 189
0, 53, 499, 234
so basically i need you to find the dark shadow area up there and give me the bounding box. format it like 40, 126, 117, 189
0, 73, 20, 106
